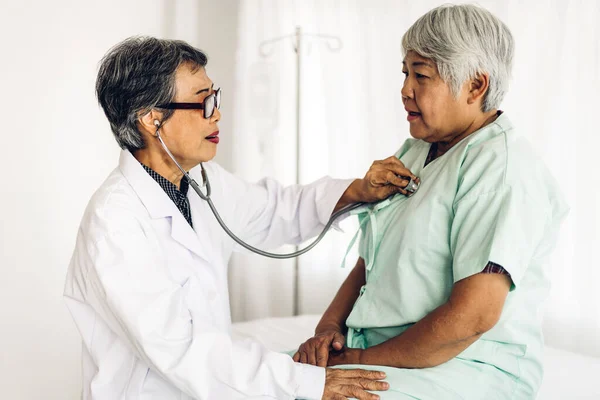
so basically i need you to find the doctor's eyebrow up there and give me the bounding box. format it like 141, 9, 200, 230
195, 83, 214, 95
402, 60, 435, 69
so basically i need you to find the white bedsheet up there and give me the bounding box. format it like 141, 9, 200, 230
232, 315, 600, 399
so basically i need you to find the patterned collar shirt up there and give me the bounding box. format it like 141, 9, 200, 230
140, 163, 194, 229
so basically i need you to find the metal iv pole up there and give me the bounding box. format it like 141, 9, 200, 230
258, 27, 343, 316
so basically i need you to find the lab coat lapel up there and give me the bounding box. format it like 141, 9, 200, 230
118, 150, 210, 262
186, 180, 217, 261
169, 208, 211, 262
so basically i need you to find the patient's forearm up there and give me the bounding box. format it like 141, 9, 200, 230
316, 258, 366, 334
359, 301, 482, 368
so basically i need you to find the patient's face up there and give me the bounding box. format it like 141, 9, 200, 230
401, 51, 472, 144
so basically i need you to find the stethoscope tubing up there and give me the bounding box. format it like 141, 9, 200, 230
154, 125, 416, 259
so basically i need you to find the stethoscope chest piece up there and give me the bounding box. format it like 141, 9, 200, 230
405, 178, 420, 197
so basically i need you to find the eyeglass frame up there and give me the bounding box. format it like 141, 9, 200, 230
156, 88, 221, 119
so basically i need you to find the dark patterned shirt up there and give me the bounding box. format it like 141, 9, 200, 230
482, 261, 510, 276
141, 164, 194, 229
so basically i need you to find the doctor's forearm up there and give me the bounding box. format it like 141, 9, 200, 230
359, 301, 483, 368
316, 258, 366, 333
333, 179, 362, 213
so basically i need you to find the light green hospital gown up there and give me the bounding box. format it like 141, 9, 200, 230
336, 113, 569, 399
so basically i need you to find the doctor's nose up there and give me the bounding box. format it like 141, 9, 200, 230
211, 107, 221, 123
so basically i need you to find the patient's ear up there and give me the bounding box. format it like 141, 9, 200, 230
467, 73, 490, 106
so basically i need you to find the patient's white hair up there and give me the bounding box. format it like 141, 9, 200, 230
402, 4, 514, 112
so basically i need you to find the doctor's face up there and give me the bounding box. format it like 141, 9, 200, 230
158, 64, 221, 166
401, 51, 471, 143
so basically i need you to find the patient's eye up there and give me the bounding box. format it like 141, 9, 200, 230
402, 70, 427, 80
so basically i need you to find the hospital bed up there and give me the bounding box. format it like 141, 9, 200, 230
232, 315, 600, 400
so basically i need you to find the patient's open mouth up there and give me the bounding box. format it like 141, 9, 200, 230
407, 111, 421, 121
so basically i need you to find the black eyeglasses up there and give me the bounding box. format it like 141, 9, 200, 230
157, 88, 221, 119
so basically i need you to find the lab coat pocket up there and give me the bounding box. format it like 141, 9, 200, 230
140, 368, 185, 400
126, 362, 149, 398
181, 275, 220, 326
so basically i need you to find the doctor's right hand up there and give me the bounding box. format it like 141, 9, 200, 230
322, 368, 389, 400
334, 156, 419, 213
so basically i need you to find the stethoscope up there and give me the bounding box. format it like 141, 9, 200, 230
153, 120, 420, 259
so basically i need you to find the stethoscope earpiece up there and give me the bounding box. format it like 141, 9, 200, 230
153, 120, 161, 137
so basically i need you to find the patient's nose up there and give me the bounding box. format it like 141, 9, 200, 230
401, 80, 414, 100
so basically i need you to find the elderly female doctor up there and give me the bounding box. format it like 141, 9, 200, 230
62, 37, 416, 399
294, 4, 569, 400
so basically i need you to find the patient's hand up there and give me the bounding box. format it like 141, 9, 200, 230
293, 329, 346, 367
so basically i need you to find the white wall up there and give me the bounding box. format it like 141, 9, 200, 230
0, 1, 239, 398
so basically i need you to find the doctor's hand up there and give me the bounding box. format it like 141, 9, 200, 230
335, 156, 419, 212
293, 329, 345, 367
322, 368, 389, 400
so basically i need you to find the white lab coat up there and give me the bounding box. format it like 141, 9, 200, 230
64, 150, 353, 400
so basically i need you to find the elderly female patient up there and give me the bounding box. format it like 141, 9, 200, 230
294, 4, 568, 399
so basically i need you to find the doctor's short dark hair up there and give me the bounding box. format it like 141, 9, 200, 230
96, 36, 208, 151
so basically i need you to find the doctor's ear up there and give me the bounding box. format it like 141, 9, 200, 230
139, 111, 164, 134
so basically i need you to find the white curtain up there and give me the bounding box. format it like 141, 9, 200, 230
228, 0, 600, 357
